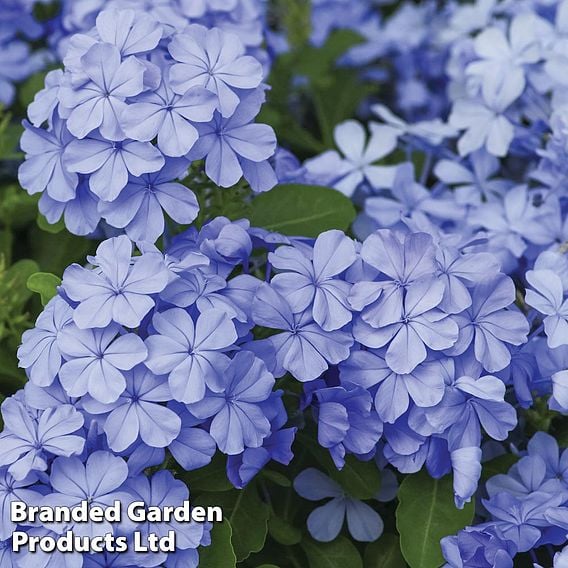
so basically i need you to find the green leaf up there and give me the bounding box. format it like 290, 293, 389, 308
33, 1, 60, 21
181, 453, 232, 492
295, 30, 364, 81
396, 471, 475, 568
555, 416, 568, 448
273, 0, 311, 48
258, 106, 327, 154
312, 69, 378, 145
0, 185, 38, 229
301, 536, 363, 568
27, 272, 61, 306
0, 229, 12, 266
0, 111, 23, 160
196, 482, 270, 562
198, 520, 236, 568
0, 259, 39, 349
261, 470, 291, 487
249, 184, 356, 237
37, 212, 66, 234
259, 29, 369, 151
0, 344, 26, 395
3, 259, 39, 308
19, 70, 49, 109
268, 514, 302, 546
364, 534, 407, 568
29, 226, 94, 276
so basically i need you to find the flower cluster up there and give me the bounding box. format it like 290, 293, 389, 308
442, 432, 568, 566
49, 0, 269, 64
0, 446, 210, 567
7, 0, 568, 564
8, 217, 527, 531
288, 0, 568, 274
287, 0, 568, 421
270, 0, 568, 561
18, 7, 277, 241
0, 0, 271, 108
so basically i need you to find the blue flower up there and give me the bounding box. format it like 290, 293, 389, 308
0, 396, 84, 480
168, 407, 217, 472
188, 88, 277, 192
58, 323, 148, 403
270, 230, 356, 331
250, 283, 353, 381
226, 395, 296, 487
436, 247, 501, 314
354, 277, 458, 374
187, 351, 275, 455
526, 432, 568, 486
42, 451, 131, 538
449, 275, 529, 372
426, 374, 517, 450
450, 96, 516, 158
62, 235, 169, 329
483, 491, 564, 552
17, 296, 73, 387
486, 455, 566, 499
0, 468, 43, 540
466, 14, 542, 112
24, 381, 76, 412
340, 348, 447, 423
303, 119, 398, 197
451, 446, 483, 508
365, 163, 463, 229
467, 186, 557, 272
313, 383, 382, 468
124, 470, 207, 554
64, 131, 165, 202
27, 69, 64, 128
82, 365, 181, 452
121, 72, 217, 157
19, 6, 276, 241
169, 24, 264, 118
159, 269, 245, 325
350, 229, 438, 329
19, 116, 78, 202
441, 525, 517, 568
382, 424, 452, 478
38, 179, 101, 236
145, 307, 237, 403
434, 150, 511, 207
98, 159, 200, 243
94, 8, 163, 57
525, 268, 568, 349
294, 468, 384, 542
58, 42, 146, 140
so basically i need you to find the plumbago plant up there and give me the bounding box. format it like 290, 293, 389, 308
2, 1, 568, 568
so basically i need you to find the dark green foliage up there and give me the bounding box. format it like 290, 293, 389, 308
249, 184, 356, 237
